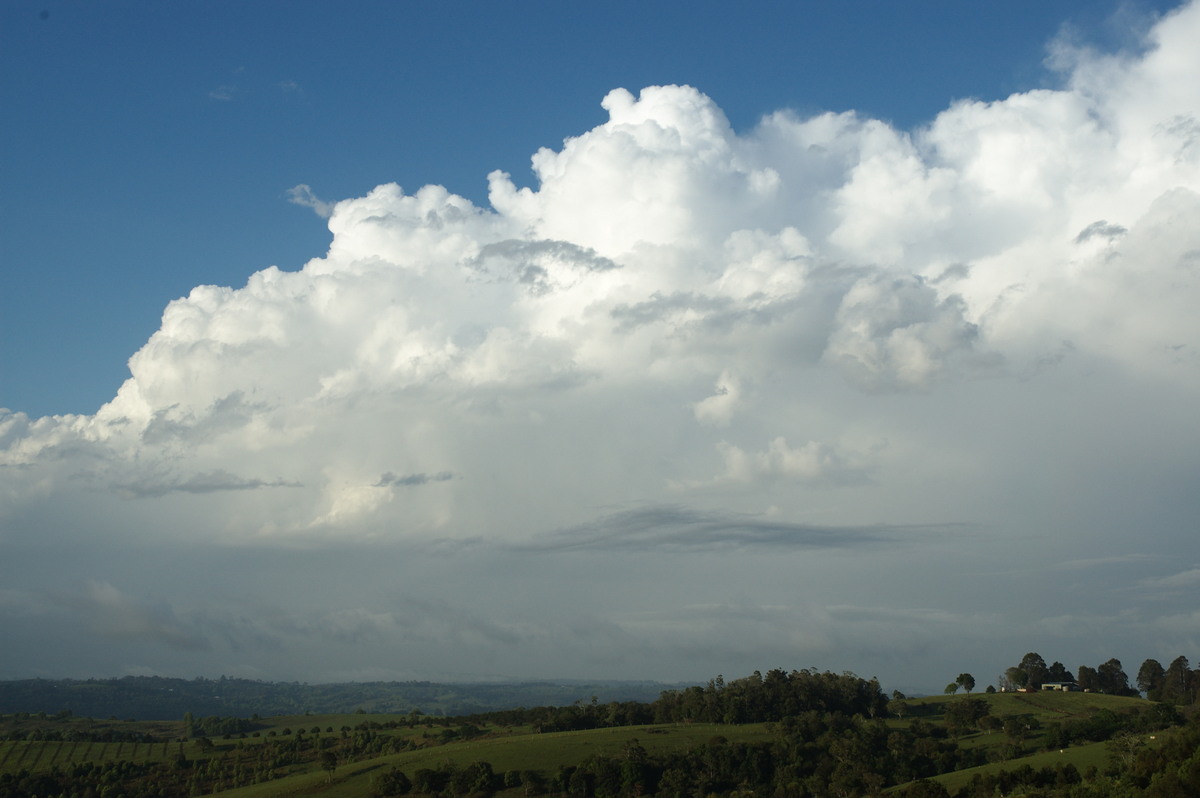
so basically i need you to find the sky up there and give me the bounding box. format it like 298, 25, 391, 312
1, 0, 1198, 695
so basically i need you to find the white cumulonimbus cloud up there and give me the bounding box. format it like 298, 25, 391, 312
1, 2, 1198, 564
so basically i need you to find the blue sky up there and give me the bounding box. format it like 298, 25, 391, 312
2, 1, 1199, 692
2, 0, 1177, 417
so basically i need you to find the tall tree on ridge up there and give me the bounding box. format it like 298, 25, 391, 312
1137, 659, 1166, 700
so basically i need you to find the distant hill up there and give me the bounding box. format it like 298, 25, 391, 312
0, 676, 682, 720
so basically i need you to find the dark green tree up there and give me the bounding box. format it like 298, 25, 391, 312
1018, 652, 1049, 689
1137, 658, 1166, 699
1003, 667, 1027, 691
520, 770, 547, 797
1003, 717, 1026, 741
1047, 661, 1072, 682
955, 673, 976, 694
374, 766, 412, 796
1097, 658, 1134, 696
1107, 730, 1144, 768
1163, 655, 1192, 704
320, 751, 338, 783
944, 697, 989, 740
902, 777, 950, 797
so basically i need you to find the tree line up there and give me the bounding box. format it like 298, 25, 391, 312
941, 651, 1198, 704
460, 669, 888, 732
995, 651, 1199, 702
3, 656, 1197, 798
369, 712, 983, 798
367, 701, 1193, 798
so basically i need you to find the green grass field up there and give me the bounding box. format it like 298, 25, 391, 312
905, 689, 1146, 722
0, 692, 1173, 797
211, 723, 775, 798
0, 713, 774, 797
882, 691, 1171, 795
921, 724, 1182, 795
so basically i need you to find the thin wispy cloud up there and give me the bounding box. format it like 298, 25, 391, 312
524, 506, 958, 553
117, 470, 302, 499
1057, 554, 1160, 570
374, 471, 457, 488
1136, 567, 1200, 592
286, 184, 334, 218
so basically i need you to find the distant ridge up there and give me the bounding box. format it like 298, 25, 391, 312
0, 676, 683, 720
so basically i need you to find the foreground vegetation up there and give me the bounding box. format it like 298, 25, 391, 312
1, 657, 1198, 797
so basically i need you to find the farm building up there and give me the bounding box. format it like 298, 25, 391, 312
1040, 681, 1080, 692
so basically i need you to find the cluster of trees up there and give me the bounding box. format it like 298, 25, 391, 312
951, 762, 1086, 798
1041, 703, 1181, 750
947, 714, 1200, 798
942, 674, 976, 695
379, 696, 1192, 798
183, 712, 260, 738
1136, 656, 1198, 704
0, 723, 437, 798
465, 669, 888, 732
997, 652, 1200, 699
372, 760, 504, 797
650, 669, 889, 724
898, 693, 1179, 758
4, 657, 1197, 798
0, 761, 163, 798
465, 700, 655, 733
2, 726, 158, 743
371, 712, 980, 798
1000, 652, 1092, 692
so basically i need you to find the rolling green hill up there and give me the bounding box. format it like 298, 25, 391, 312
1, 672, 1194, 798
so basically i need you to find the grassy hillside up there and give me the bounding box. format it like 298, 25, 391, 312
0, 717, 772, 797
211, 723, 776, 798
1, 682, 1190, 797
881, 691, 1177, 794
905, 689, 1147, 722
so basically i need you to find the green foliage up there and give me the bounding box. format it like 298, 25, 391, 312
372, 765, 412, 796
903, 778, 951, 797
1, 662, 1194, 798
189, 714, 261, 738
652, 668, 888, 724
1161, 655, 1196, 705
943, 698, 990, 739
